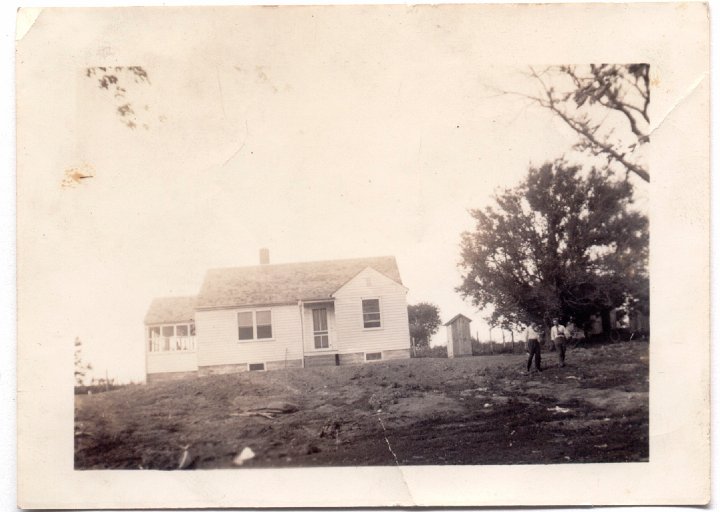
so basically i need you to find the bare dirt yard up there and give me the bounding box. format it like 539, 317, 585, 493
75, 341, 648, 469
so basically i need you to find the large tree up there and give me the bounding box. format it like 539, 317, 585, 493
457, 160, 648, 331
517, 64, 650, 183
408, 302, 442, 348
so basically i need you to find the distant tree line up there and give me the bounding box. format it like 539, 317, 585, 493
74, 336, 132, 394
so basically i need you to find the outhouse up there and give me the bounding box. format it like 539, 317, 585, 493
445, 314, 473, 358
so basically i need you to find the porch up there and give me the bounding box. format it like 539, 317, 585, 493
147, 323, 197, 352
300, 299, 338, 355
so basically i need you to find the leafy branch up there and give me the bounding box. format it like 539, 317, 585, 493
505, 64, 650, 183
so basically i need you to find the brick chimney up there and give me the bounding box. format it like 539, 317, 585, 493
259, 248, 270, 265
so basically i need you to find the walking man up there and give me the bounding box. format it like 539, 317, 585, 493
525, 322, 542, 373
550, 317, 568, 367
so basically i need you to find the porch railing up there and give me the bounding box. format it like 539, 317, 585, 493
149, 335, 197, 353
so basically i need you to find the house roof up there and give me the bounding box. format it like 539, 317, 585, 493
196, 256, 403, 309
144, 296, 196, 325
443, 313, 473, 326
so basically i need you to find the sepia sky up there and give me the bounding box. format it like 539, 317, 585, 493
26, 8, 650, 382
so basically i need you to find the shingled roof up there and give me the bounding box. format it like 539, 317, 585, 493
196, 256, 403, 309
443, 313, 473, 326
144, 296, 196, 325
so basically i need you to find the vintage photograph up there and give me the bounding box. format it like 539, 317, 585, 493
16, 4, 709, 507
72, 48, 649, 469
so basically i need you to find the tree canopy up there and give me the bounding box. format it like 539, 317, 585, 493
457, 160, 648, 330
407, 302, 442, 348
521, 64, 650, 183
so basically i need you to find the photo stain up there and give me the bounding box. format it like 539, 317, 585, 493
61, 163, 95, 188
85, 66, 152, 130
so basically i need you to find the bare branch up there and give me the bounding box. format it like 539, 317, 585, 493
523, 66, 650, 183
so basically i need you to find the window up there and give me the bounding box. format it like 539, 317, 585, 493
238, 312, 254, 340
256, 310, 273, 339
161, 325, 174, 350
237, 310, 274, 341
147, 324, 196, 352
175, 324, 190, 350
362, 299, 381, 328
248, 363, 265, 371
148, 326, 160, 351
365, 352, 382, 361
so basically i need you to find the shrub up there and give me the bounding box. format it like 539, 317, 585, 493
74, 381, 140, 395
471, 339, 485, 355
471, 339, 527, 356
412, 345, 448, 358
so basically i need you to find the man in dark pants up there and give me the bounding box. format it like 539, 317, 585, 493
525, 322, 542, 373
550, 317, 568, 367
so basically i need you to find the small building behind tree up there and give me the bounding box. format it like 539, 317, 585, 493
444, 314, 473, 358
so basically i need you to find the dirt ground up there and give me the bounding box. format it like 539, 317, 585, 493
75, 341, 649, 469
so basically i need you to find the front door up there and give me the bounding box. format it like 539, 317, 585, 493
312, 308, 329, 349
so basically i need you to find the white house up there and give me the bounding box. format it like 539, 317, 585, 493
144, 254, 411, 382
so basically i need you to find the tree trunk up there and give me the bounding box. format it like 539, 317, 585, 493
601, 309, 612, 337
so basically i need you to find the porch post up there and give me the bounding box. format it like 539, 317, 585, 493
298, 300, 306, 368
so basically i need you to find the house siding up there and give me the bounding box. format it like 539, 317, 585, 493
146, 352, 198, 374
333, 267, 411, 357
266, 359, 303, 371
195, 304, 304, 368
